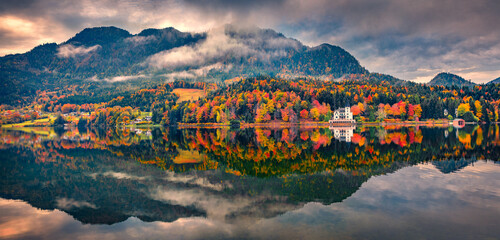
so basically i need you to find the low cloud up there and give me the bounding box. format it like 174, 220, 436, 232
147, 25, 301, 69
149, 185, 290, 220
56, 44, 100, 58
88, 170, 228, 191
162, 170, 229, 191
147, 27, 252, 69
88, 171, 149, 180
162, 63, 232, 81
89, 74, 147, 82
56, 198, 97, 210
125, 35, 157, 45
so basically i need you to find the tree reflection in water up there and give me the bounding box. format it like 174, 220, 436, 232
0, 125, 498, 226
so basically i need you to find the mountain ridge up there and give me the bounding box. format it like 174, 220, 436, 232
488, 77, 500, 84
1, 25, 364, 77
65, 26, 133, 46
1, 25, 382, 105
427, 72, 475, 87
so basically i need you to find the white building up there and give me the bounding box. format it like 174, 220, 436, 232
329, 106, 355, 124
134, 118, 143, 124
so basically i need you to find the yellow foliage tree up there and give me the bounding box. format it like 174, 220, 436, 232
474, 100, 482, 119
457, 103, 470, 117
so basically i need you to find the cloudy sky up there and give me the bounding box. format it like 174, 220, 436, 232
1, 0, 500, 83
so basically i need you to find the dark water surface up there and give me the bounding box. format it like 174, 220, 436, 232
0, 125, 499, 239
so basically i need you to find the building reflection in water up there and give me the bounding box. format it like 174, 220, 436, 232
330, 125, 356, 142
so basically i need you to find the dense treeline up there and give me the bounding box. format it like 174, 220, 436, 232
152, 77, 500, 125
2, 77, 500, 126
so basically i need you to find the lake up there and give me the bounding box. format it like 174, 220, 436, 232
0, 125, 499, 239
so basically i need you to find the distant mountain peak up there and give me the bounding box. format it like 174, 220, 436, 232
295, 43, 367, 76
315, 43, 335, 48
223, 24, 291, 42
66, 26, 132, 46
309, 43, 346, 52
488, 77, 500, 84
138, 27, 182, 37
428, 72, 475, 87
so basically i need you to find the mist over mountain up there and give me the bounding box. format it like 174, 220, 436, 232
0, 25, 374, 105
427, 72, 475, 87
1, 26, 204, 78
0, 25, 367, 79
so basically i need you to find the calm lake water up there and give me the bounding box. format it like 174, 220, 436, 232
0, 125, 499, 239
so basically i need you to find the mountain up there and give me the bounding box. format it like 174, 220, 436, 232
427, 72, 475, 87
1, 26, 204, 77
0, 25, 371, 106
488, 77, 500, 84
66, 26, 132, 46
283, 43, 366, 77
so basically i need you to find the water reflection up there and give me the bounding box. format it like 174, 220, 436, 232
0, 125, 499, 239
330, 125, 356, 142
1, 160, 498, 240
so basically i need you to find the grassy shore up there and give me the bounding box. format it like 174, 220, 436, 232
1, 117, 54, 128
0, 126, 56, 136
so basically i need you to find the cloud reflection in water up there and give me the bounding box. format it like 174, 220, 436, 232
1, 161, 499, 239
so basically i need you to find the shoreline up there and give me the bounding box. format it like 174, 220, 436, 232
175, 120, 484, 129
2, 120, 494, 131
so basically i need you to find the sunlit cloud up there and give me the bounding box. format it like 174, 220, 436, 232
0, 15, 67, 55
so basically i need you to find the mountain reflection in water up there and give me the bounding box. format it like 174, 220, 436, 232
0, 125, 499, 239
